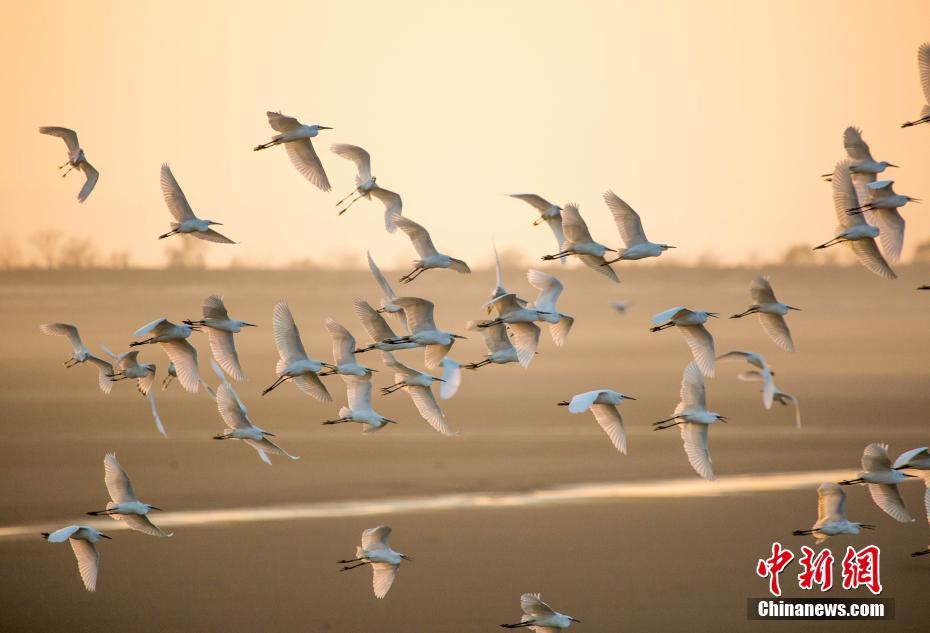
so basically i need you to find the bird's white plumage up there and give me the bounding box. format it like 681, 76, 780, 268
604, 190, 648, 246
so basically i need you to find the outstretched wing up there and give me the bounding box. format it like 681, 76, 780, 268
679, 324, 715, 377
160, 164, 196, 222
408, 386, 456, 436
847, 239, 896, 280
69, 539, 100, 592
77, 162, 99, 203
371, 563, 398, 599
749, 276, 777, 305
509, 193, 554, 212
272, 302, 308, 364
325, 318, 357, 365
369, 187, 403, 233
867, 484, 913, 523
507, 322, 540, 368
559, 203, 593, 243
285, 139, 331, 191
207, 329, 245, 382
39, 322, 85, 354
843, 126, 873, 162
103, 452, 137, 504
591, 404, 627, 454
603, 190, 647, 246
393, 215, 438, 258
192, 228, 237, 244
330, 143, 372, 182
121, 514, 173, 537
680, 422, 714, 480
758, 313, 795, 352
39, 127, 80, 154
266, 111, 301, 132
159, 339, 199, 393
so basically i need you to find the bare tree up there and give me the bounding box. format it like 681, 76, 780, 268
59, 238, 100, 269
164, 237, 206, 270
106, 250, 132, 269
0, 236, 23, 270
31, 230, 63, 269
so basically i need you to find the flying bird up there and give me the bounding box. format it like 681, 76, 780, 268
792, 482, 874, 542
39, 323, 113, 394
476, 304, 541, 369
509, 193, 566, 263
130, 318, 201, 393
213, 382, 299, 464
101, 346, 165, 436
839, 443, 916, 523
650, 307, 717, 377
157, 164, 236, 243
381, 297, 465, 368
729, 276, 799, 352
484, 242, 512, 312
366, 251, 408, 332
161, 362, 177, 390
263, 302, 334, 401
737, 370, 801, 428
558, 390, 635, 454
601, 190, 675, 263
323, 318, 377, 377
86, 453, 172, 536
526, 269, 574, 347
322, 374, 397, 432
380, 351, 457, 436
652, 362, 728, 480
41, 525, 111, 592
463, 320, 520, 369
814, 162, 895, 280
610, 300, 631, 314
541, 204, 619, 283
352, 298, 418, 353
338, 525, 410, 599
254, 111, 332, 191
901, 42, 930, 128
331, 144, 402, 231
392, 214, 471, 283
39, 127, 99, 202
717, 350, 775, 409
184, 295, 255, 382
820, 127, 897, 191
849, 180, 917, 264
501, 593, 581, 630
893, 447, 930, 525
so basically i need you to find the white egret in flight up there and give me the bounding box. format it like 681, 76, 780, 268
184, 295, 255, 382
86, 453, 172, 537
500, 593, 581, 630
101, 346, 165, 436
892, 447, 930, 525
392, 214, 472, 283
366, 251, 408, 331
380, 351, 457, 436
650, 307, 717, 377
338, 525, 410, 599
254, 111, 332, 191
39, 127, 99, 202
331, 144, 402, 232
381, 297, 465, 368
839, 443, 916, 523
792, 483, 874, 542
558, 390, 635, 454
814, 162, 896, 280
323, 318, 377, 377
157, 164, 236, 243
541, 204, 619, 283
130, 318, 201, 393
352, 298, 418, 353
901, 42, 930, 128
41, 525, 111, 592
526, 269, 574, 347
652, 362, 728, 481
263, 302, 334, 400
717, 350, 775, 409
213, 382, 299, 464
463, 320, 520, 370
737, 370, 801, 429
39, 323, 114, 394
509, 193, 566, 263
729, 276, 798, 352
601, 190, 675, 264
849, 180, 917, 264
322, 374, 397, 432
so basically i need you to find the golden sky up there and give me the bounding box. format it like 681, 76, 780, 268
2, 0, 929, 268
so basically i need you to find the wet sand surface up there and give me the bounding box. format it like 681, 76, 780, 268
0, 266, 927, 631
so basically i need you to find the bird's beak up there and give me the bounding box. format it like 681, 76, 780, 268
263, 431, 276, 437
902, 472, 919, 478
570, 618, 582, 623
665, 245, 677, 249
887, 163, 899, 168
385, 418, 399, 424
788, 306, 801, 311
212, 222, 224, 225
624, 395, 637, 400
318, 126, 333, 130
400, 554, 413, 561
452, 334, 467, 339
148, 506, 163, 511
718, 415, 728, 422
911, 198, 922, 203
100, 534, 113, 540
707, 312, 719, 318
243, 322, 258, 327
